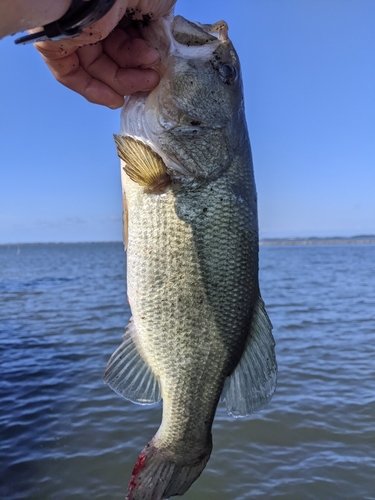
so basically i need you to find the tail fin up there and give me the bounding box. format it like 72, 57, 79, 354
126, 439, 212, 500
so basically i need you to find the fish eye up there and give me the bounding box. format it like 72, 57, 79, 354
219, 64, 237, 85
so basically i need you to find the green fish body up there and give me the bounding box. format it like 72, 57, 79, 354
104, 14, 277, 500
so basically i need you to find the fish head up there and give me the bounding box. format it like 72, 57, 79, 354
121, 15, 247, 180
154, 15, 243, 129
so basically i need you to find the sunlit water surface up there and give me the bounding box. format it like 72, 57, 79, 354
1, 243, 374, 500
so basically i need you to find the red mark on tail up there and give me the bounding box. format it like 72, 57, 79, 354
132, 453, 147, 477
127, 452, 147, 497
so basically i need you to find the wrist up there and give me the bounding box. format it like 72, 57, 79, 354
0, 0, 71, 39
14, 0, 118, 44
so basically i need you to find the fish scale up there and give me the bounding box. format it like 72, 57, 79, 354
122, 154, 259, 469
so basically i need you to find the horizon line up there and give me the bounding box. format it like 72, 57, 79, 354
1, 234, 375, 246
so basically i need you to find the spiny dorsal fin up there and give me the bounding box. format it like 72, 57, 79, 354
114, 135, 171, 194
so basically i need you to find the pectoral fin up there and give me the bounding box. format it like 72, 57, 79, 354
221, 297, 277, 417
114, 135, 171, 194
103, 317, 161, 405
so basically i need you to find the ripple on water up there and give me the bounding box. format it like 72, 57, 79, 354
1, 243, 374, 499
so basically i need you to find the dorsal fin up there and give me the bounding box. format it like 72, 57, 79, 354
221, 296, 277, 417
114, 135, 171, 194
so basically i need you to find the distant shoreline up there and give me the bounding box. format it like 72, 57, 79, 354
1, 236, 375, 247
260, 236, 375, 246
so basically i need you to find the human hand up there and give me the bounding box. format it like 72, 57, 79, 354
34, 0, 176, 108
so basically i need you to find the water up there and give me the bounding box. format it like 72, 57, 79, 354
1, 243, 374, 500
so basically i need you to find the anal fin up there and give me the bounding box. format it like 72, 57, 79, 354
103, 317, 161, 405
221, 296, 277, 417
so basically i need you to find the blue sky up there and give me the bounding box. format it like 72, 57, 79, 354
1, 0, 374, 243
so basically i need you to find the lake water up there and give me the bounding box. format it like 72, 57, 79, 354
1, 242, 374, 500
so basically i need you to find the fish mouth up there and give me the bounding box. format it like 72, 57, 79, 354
119, 15, 218, 126
120, 14, 226, 127
119, 14, 237, 177
171, 16, 228, 46
131, 14, 228, 86
141, 15, 231, 130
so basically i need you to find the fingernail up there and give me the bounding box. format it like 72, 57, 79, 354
142, 47, 160, 67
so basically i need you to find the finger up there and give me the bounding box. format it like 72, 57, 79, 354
77, 43, 160, 94
40, 50, 125, 108
35, 41, 77, 60
102, 29, 160, 69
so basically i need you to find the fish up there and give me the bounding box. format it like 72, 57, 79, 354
104, 12, 277, 500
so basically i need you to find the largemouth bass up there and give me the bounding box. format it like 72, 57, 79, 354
104, 12, 277, 500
